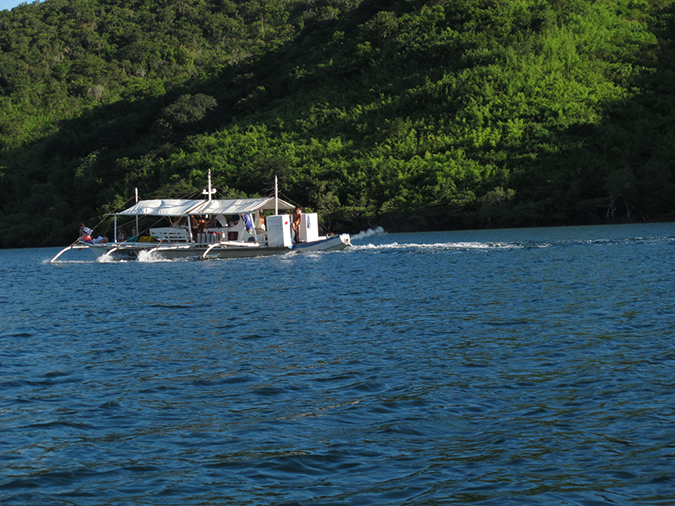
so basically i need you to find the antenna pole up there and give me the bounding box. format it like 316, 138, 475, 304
135, 187, 139, 238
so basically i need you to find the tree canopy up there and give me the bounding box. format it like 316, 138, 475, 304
1, 0, 674, 247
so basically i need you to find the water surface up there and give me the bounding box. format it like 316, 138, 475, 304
1, 223, 674, 504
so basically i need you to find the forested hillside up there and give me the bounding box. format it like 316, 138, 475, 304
1, 0, 674, 247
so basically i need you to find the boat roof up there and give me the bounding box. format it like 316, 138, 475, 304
118, 197, 295, 216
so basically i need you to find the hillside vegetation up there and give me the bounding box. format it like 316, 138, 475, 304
1, 0, 674, 247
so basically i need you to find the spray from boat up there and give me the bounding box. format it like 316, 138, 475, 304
352, 226, 387, 240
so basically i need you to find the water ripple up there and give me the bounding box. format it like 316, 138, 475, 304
1, 224, 674, 504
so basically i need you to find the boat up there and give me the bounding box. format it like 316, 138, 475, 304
50, 174, 351, 263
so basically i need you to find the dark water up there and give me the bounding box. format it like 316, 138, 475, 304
1, 223, 674, 505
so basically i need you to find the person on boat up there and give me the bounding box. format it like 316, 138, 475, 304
190, 216, 198, 239
78, 223, 107, 244
190, 216, 207, 240
291, 207, 302, 242
80, 223, 93, 238
79, 223, 94, 242
117, 227, 127, 242
242, 213, 254, 233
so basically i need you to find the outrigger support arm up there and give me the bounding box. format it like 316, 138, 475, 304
202, 240, 260, 258
104, 245, 121, 258
202, 242, 220, 259
49, 243, 84, 263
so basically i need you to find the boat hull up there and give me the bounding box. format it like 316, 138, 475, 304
55, 234, 351, 262
289, 234, 351, 253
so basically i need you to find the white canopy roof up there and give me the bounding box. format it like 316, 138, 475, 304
118, 199, 203, 216
196, 197, 294, 215
118, 197, 294, 216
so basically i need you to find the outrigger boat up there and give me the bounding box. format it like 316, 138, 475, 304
50, 174, 351, 262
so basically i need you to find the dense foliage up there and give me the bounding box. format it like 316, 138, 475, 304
1, 0, 674, 247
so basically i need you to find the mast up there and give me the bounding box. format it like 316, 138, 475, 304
135, 187, 139, 237
203, 169, 216, 201
198, 169, 217, 244
275, 174, 278, 215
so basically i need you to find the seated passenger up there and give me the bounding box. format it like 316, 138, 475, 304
80, 223, 93, 238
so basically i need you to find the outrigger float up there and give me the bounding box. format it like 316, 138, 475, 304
50, 174, 351, 263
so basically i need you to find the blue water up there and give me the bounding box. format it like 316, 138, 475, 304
1, 223, 674, 505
